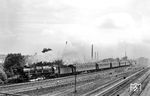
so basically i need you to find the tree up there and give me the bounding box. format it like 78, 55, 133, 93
4, 53, 25, 77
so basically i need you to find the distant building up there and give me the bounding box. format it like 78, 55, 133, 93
136, 57, 149, 66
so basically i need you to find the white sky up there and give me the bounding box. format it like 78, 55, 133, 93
0, 0, 150, 61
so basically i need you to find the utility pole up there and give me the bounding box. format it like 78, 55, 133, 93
74, 64, 77, 93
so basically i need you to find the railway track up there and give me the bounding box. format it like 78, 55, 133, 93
129, 70, 150, 96
106, 69, 148, 96
82, 77, 122, 96
43, 75, 123, 96
17, 70, 134, 96
0, 67, 142, 95
25, 68, 142, 96
82, 68, 148, 96
0, 67, 124, 93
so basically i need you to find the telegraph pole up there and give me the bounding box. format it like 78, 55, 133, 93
74, 64, 77, 93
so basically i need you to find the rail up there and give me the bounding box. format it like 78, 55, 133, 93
0, 66, 142, 94
92, 68, 148, 96
130, 71, 150, 96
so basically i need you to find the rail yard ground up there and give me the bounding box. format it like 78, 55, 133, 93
0, 66, 145, 96
140, 75, 150, 96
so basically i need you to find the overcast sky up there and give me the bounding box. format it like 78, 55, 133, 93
0, 0, 150, 61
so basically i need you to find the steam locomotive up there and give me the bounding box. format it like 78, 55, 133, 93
23, 59, 132, 80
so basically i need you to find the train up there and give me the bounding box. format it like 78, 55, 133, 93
23, 58, 133, 80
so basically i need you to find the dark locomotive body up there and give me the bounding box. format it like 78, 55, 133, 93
23, 59, 132, 81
